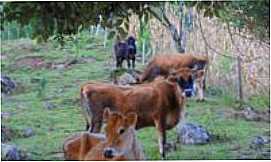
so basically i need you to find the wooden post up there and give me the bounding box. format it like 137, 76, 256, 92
90, 26, 94, 37
237, 56, 243, 102
17, 27, 20, 39
103, 28, 107, 48
95, 24, 100, 36
142, 39, 145, 65
7, 23, 9, 40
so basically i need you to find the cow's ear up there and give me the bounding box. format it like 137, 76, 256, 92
125, 113, 138, 127
103, 108, 111, 122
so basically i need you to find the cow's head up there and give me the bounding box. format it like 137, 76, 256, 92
168, 67, 204, 97
127, 36, 136, 46
102, 108, 137, 160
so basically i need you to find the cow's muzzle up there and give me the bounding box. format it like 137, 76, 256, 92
104, 148, 115, 159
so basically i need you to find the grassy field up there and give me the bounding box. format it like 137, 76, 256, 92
1, 37, 270, 160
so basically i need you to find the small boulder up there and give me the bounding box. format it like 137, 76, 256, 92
1, 125, 15, 142
250, 136, 270, 149
177, 123, 212, 145
111, 69, 141, 86
242, 107, 260, 121
1, 75, 16, 94
1, 112, 12, 120
1, 144, 29, 160
116, 72, 137, 85
22, 128, 35, 138
43, 101, 56, 110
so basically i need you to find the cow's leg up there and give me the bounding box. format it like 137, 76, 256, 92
116, 57, 120, 68
127, 58, 131, 69
132, 56, 136, 69
176, 107, 185, 145
120, 57, 125, 68
79, 132, 90, 160
196, 79, 205, 102
86, 123, 90, 131
89, 115, 102, 133
116, 57, 123, 68
154, 118, 167, 159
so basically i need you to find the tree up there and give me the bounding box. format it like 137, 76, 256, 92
187, 0, 269, 42
2, 2, 156, 42
2, 1, 269, 45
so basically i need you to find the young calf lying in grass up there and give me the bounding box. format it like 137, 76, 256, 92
80, 67, 203, 159
63, 108, 145, 160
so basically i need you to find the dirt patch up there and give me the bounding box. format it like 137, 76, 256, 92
15, 56, 50, 69
225, 107, 270, 122
51, 57, 97, 70
79, 56, 97, 63
14, 55, 97, 70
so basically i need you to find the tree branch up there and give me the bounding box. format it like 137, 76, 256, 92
226, 22, 244, 58
147, 7, 169, 28
232, 31, 270, 47
197, 14, 236, 59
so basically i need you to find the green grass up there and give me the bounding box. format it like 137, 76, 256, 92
1, 38, 270, 160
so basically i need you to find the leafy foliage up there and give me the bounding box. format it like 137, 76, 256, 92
3, 2, 158, 41
1, 21, 33, 40
186, 1, 270, 41
2, 1, 269, 43
137, 14, 152, 55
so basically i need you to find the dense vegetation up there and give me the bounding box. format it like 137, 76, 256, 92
2, 1, 269, 44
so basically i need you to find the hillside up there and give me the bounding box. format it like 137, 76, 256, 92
1, 37, 270, 160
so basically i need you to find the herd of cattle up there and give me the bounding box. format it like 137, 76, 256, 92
63, 36, 209, 160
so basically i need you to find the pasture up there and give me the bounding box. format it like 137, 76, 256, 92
1, 36, 270, 160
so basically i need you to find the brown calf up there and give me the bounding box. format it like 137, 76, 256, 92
139, 53, 208, 101
63, 108, 145, 160
80, 67, 201, 159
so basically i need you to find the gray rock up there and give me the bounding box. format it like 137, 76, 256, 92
1, 75, 16, 94
242, 107, 260, 121
1, 112, 12, 120
1, 125, 14, 142
116, 72, 137, 85
177, 123, 211, 145
22, 128, 35, 138
1, 144, 28, 160
43, 101, 56, 110
51, 64, 65, 70
250, 136, 270, 149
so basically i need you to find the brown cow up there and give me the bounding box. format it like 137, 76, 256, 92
63, 108, 145, 160
139, 53, 208, 101
80, 67, 203, 159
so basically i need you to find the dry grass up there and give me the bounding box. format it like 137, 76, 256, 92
128, 6, 270, 100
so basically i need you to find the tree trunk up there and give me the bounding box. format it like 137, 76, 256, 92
168, 24, 185, 53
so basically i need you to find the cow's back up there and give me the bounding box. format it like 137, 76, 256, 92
140, 54, 208, 82
123, 79, 182, 129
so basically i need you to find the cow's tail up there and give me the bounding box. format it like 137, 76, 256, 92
80, 86, 93, 131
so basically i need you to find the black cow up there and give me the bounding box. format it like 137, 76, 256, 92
114, 36, 137, 69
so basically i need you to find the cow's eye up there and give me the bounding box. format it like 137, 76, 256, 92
119, 128, 125, 135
